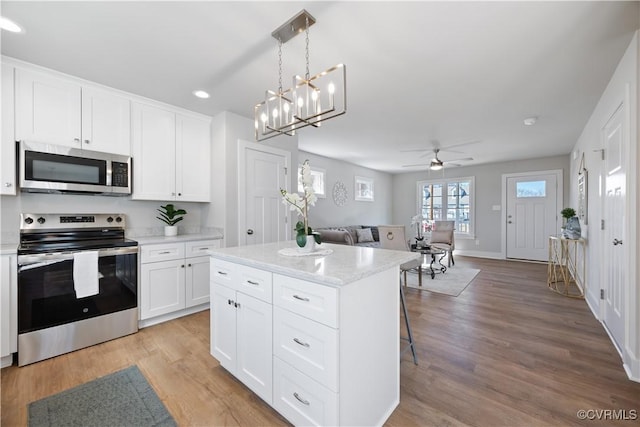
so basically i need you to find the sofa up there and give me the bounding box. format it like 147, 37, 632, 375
316, 225, 381, 248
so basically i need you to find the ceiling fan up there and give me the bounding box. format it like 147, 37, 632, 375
402, 148, 474, 170
400, 139, 481, 158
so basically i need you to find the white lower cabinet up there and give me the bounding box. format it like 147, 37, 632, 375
1, 252, 18, 367
140, 239, 219, 323
210, 256, 400, 426
210, 259, 273, 403
273, 357, 338, 426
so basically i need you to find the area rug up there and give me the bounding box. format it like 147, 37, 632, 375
28, 365, 176, 427
405, 267, 480, 296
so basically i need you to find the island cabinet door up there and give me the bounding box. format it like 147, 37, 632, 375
236, 292, 273, 405
210, 283, 237, 372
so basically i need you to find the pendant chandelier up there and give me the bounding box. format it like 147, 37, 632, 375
254, 10, 347, 142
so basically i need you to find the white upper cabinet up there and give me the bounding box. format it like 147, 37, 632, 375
131, 102, 176, 201
132, 102, 210, 202
15, 67, 131, 155
15, 68, 81, 147
81, 87, 131, 155
2, 64, 16, 195
176, 114, 211, 202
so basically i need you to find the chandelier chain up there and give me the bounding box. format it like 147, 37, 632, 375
278, 37, 283, 93
305, 16, 310, 79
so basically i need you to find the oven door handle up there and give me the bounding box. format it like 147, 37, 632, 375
18, 246, 138, 268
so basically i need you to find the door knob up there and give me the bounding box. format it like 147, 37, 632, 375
613, 238, 623, 246
507, 221, 512, 224
247, 229, 254, 235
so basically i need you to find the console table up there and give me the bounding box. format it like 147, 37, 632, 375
547, 235, 586, 298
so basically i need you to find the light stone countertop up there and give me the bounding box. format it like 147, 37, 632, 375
1, 244, 17, 255
134, 232, 223, 245
208, 241, 420, 287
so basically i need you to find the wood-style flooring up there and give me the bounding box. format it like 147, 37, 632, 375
2, 256, 639, 426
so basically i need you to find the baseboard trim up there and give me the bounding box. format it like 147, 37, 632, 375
139, 303, 209, 329
454, 250, 503, 259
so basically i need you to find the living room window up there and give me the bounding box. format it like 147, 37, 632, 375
416, 176, 474, 237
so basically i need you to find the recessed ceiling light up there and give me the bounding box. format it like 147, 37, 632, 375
0, 17, 23, 33
193, 90, 210, 99
523, 116, 537, 126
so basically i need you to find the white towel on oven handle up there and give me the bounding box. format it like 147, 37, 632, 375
73, 251, 99, 298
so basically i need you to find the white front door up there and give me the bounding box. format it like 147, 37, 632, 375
239, 142, 290, 246
505, 172, 560, 261
602, 103, 626, 348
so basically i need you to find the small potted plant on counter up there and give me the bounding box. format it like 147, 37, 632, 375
157, 204, 187, 236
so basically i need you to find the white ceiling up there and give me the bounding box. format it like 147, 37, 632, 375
1, 1, 638, 173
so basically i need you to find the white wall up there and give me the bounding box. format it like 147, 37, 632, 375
0, 192, 208, 243
570, 31, 639, 381
208, 111, 298, 248
300, 151, 393, 228
392, 155, 570, 257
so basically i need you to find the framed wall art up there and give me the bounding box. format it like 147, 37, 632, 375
578, 153, 588, 225
355, 176, 374, 201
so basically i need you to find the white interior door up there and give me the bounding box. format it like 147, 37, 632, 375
602, 103, 626, 348
505, 172, 560, 261
239, 142, 290, 246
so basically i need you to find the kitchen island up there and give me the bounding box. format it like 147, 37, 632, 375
208, 241, 419, 426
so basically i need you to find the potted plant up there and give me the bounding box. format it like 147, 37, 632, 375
157, 204, 187, 236
280, 160, 322, 252
560, 207, 580, 239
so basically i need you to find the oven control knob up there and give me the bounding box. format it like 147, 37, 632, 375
24, 217, 34, 225
107, 217, 114, 223
37, 217, 46, 225
115, 216, 122, 223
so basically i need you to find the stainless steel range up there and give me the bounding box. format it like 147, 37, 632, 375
17, 213, 138, 366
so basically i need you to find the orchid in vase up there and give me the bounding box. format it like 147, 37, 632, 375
411, 214, 425, 241
281, 160, 322, 248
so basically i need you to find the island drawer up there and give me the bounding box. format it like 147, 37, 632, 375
186, 239, 220, 257
237, 264, 272, 303
273, 307, 338, 392
141, 242, 185, 263
210, 258, 237, 287
273, 274, 338, 328
273, 356, 338, 427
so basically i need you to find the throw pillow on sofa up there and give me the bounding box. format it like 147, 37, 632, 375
356, 228, 375, 243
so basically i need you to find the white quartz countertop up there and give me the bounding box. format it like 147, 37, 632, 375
208, 241, 420, 287
1, 244, 17, 255
134, 232, 223, 245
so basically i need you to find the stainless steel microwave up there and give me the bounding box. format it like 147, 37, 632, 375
18, 141, 132, 196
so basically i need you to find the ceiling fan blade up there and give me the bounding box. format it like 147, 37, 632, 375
441, 156, 473, 162
402, 163, 430, 168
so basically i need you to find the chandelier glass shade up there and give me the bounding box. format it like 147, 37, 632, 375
254, 10, 346, 142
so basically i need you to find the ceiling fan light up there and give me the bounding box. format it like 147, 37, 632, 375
430, 159, 443, 171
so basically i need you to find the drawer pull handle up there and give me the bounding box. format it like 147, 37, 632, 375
158, 251, 171, 255
293, 294, 309, 302
217, 271, 227, 276
293, 338, 310, 348
293, 392, 310, 406
199, 248, 209, 251
247, 280, 259, 286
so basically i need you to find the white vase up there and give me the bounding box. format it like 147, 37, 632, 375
297, 236, 316, 253
164, 225, 178, 237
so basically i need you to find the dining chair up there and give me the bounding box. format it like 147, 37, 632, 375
378, 225, 420, 364
430, 220, 455, 267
